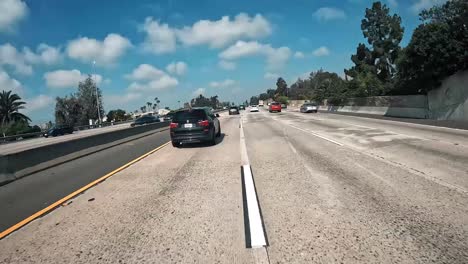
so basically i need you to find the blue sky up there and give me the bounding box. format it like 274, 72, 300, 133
0, 0, 446, 123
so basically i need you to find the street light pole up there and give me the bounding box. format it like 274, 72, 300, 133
93, 61, 102, 126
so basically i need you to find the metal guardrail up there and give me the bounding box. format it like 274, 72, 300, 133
0, 120, 134, 144
1, 109, 227, 144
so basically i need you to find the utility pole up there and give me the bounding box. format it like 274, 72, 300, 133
93, 61, 102, 126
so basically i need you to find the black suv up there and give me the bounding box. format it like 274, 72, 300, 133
170, 108, 221, 147
229, 106, 240, 115
130, 115, 159, 127
43, 126, 74, 138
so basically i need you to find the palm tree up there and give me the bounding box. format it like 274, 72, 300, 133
154, 97, 160, 111
147, 102, 152, 112
1, 90, 30, 132
140, 106, 145, 113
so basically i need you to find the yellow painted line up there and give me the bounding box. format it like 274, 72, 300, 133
0, 141, 171, 240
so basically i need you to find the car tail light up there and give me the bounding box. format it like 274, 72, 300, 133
198, 120, 209, 127
169, 122, 178, 128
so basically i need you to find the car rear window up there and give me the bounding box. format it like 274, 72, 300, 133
230, 106, 238, 109
173, 109, 207, 122
271, 102, 280, 106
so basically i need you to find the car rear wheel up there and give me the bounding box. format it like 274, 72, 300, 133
209, 130, 216, 145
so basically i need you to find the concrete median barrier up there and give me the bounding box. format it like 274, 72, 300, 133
0, 122, 170, 186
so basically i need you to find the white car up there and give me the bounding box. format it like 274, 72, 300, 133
250, 105, 259, 112
300, 103, 318, 113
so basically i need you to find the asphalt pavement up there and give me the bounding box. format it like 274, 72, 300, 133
1, 109, 467, 263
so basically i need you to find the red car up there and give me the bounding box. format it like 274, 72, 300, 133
269, 102, 282, 113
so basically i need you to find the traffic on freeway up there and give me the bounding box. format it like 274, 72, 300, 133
1, 0, 467, 263
1, 108, 468, 263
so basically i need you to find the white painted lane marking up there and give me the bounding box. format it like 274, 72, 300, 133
242, 165, 267, 248
288, 124, 344, 146
287, 141, 297, 154
240, 115, 268, 250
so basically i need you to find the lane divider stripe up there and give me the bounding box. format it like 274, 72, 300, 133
289, 124, 344, 146
242, 165, 267, 248
0, 141, 171, 240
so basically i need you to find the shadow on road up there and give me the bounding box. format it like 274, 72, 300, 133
177, 133, 227, 148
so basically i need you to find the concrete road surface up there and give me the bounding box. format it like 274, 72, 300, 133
1, 109, 467, 263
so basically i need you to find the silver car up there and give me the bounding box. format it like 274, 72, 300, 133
300, 103, 318, 113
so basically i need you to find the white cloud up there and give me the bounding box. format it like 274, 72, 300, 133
264, 72, 279, 80
218, 60, 236, 70
0, 43, 61, 75
67, 33, 132, 65
219, 41, 291, 70
410, 0, 446, 13
23, 44, 62, 65
126, 64, 178, 92
176, 13, 271, 48
0, 43, 32, 75
0, 0, 28, 32
313, 7, 346, 21
312, 46, 330, 57
23, 95, 53, 113
128, 75, 178, 92
209, 79, 236, 88
125, 64, 165, 81
192, 87, 205, 96
166, 61, 188, 75
44, 69, 103, 88
0, 70, 23, 95
141, 17, 177, 54
294, 51, 305, 59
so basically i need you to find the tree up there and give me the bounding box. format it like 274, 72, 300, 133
76, 76, 104, 125
395, 0, 468, 93
107, 109, 127, 122
275, 78, 288, 97
266, 89, 276, 99
147, 102, 152, 111
55, 95, 82, 126
250, 96, 259, 105
259, 93, 269, 100
191, 94, 212, 107
0, 90, 30, 131
209, 95, 219, 109
154, 97, 160, 111
360, 1, 404, 82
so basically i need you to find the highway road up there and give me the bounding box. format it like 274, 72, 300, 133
1, 109, 467, 263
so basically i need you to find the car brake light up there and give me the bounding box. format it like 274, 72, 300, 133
169, 122, 178, 128
198, 120, 209, 127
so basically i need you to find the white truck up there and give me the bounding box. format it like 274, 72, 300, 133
258, 100, 264, 107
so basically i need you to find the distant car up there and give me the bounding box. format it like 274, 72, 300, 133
281, 103, 287, 109
300, 103, 318, 113
269, 102, 282, 113
229, 106, 240, 115
239, 105, 246, 110
163, 112, 175, 121
170, 108, 221, 147
131, 115, 159, 127
43, 126, 73, 138
250, 105, 259, 112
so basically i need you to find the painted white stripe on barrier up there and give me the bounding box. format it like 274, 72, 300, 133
242, 165, 267, 248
